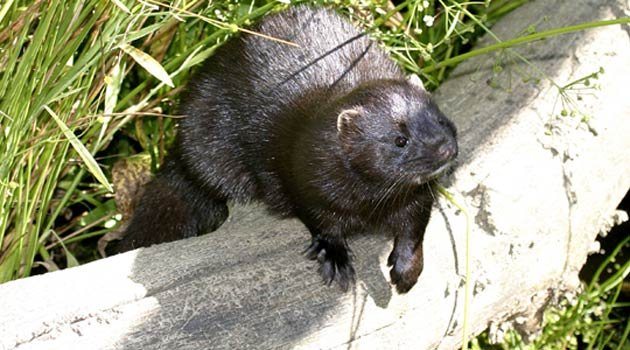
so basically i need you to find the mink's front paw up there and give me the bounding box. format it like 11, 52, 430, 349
305, 238, 355, 291
387, 249, 423, 294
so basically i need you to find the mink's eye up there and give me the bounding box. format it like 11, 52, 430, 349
394, 136, 408, 147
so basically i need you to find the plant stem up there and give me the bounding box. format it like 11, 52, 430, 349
437, 184, 472, 350
422, 17, 630, 74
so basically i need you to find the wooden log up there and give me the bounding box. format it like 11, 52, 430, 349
1, 0, 628, 349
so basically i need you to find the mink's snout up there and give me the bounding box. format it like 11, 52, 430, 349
435, 140, 458, 163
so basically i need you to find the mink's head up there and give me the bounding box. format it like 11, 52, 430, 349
336, 79, 458, 185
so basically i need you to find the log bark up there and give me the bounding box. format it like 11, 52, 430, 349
1, 0, 628, 349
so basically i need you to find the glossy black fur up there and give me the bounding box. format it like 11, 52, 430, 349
113, 6, 458, 293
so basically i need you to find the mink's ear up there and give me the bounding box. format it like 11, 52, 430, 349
336, 109, 362, 139
407, 74, 425, 90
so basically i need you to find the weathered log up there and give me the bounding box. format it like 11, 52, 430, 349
1, 0, 628, 349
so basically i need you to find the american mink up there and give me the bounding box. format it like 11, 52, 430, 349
113, 5, 458, 293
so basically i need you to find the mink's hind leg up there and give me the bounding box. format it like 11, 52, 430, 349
301, 217, 355, 291
109, 154, 228, 254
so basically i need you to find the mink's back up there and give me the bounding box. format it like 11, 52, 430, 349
177, 6, 404, 206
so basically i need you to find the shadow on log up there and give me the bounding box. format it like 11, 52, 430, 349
1, 0, 629, 349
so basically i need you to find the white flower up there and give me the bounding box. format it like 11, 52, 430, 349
423, 15, 434, 27
423, 0, 430, 8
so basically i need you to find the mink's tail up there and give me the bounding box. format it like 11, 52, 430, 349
108, 152, 228, 254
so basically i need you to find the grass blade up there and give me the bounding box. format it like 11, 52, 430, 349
119, 43, 174, 88
43, 106, 113, 192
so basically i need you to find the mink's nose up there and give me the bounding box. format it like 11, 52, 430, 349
436, 141, 457, 162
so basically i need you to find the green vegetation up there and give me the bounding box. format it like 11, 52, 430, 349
0, 0, 534, 284
0, 0, 280, 282
470, 236, 629, 350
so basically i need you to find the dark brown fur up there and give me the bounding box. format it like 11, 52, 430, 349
112, 6, 458, 293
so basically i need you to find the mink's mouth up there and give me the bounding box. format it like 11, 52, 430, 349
410, 160, 456, 184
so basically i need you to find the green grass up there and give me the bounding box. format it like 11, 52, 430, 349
1, 0, 537, 283
0, 0, 282, 281
470, 236, 630, 350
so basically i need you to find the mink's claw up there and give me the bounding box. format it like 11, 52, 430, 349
304, 238, 355, 291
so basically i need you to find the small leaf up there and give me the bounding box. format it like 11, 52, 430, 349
104, 60, 123, 116
64, 249, 80, 268
44, 106, 113, 192
119, 43, 174, 88
0, 0, 16, 24
110, 0, 131, 14
47, 229, 80, 268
